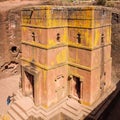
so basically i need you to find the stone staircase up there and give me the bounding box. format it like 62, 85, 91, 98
8, 90, 85, 120
26, 97, 84, 120
8, 104, 28, 120
8, 85, 117, 120
8, 89, 33, 120
61, 99, 84, 120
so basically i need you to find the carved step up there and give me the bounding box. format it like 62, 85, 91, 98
14, 97, 34, 112
14, 90, 23, 101
15, 90, 23, 98
47, 108, 60, 119
27, 102, 63, 119
11, 104, 28, 120
77, 113, 85, 120
61, 109, 77, 120
62, 104, 79, 116
8, 109, 23, 120
8, 114, 14, 120
66, 99, 81, 111
27, 107, 46, 119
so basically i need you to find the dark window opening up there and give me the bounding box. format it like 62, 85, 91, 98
32, 32, 35, 41
57, 33, 60, 42
77, 33, 81, 43
11, 46, 17, 53
104, 72, 106, 76
101, 34, 104, 43
5, 65, 8, 69
103, 10, 105, 15
73, 76, 81, 98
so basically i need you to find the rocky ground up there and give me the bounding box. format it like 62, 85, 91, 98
111, 11, 120, 84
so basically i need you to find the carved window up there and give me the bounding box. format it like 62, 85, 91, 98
32, 32, 35, 41
56, 33, 60, 42
104, 72, 106, 76
101, 34, 104, 43
77, 33, 81, 43
103, 10, 105, 15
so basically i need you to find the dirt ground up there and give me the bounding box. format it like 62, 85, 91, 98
0, 75, 20, 115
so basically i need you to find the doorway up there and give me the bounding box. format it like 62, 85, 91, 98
72, 76, 81, 99
25, 71, 34, 98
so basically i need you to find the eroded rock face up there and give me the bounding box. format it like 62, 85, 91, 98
111, 12, 120, 83
0, 9, 21, 79
0, 0, 43, 79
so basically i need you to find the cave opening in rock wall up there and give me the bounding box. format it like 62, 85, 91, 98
11, 46, 17, 53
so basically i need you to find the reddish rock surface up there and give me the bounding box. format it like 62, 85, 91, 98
0, 0, 45, 79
